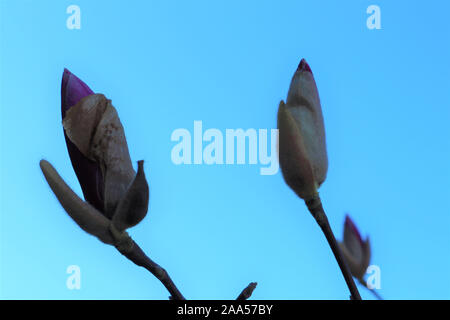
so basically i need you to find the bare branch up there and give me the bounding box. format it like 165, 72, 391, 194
236, 282, 258, 300
120, 240, 185, 300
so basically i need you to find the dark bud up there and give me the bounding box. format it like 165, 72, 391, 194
112, 160, 149, 232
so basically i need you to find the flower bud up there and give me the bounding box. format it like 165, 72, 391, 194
339, 215, 371, 280
61, 69, 142, 219
112, 160, 149, 232
41, 70, 150, 248
40, 160, 115, 245
62, 93, 136, 218
277, 59, 328, 199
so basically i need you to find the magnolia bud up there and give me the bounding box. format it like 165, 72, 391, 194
112, 160, 149, 232
339, 215, 371, 280
277, 59, 328, 200
63, 93, 135, 218
41, 69, 151, 246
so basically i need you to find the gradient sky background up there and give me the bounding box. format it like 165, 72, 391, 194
1, 0, 449, 299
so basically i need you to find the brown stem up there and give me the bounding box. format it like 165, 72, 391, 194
117, 239, 257, 300
120, 240, 185, 300
305, 196, 362, 300
236, 282, 258, 300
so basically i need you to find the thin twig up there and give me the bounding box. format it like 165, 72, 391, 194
358, 278, 383, 300
120, 240, 185, 300
236, 282, 258, 300
305, 196, 362, 300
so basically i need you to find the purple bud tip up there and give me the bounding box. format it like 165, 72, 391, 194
61, 68, 94, 118
297, 58, 312, 73
345, 214, 363, 245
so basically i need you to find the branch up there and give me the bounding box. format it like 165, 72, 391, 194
236, 282, 257, 300
119, 240, 185, 300
39, 159, 185, 300
305, 195, 362, 300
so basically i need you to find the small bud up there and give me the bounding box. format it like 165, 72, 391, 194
277, 59, 328, 199
112, 160, 150, 232
339, 215, 371, 280
39, 160, 114, 245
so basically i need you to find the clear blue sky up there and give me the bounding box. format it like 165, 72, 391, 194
1, 0, 449, 299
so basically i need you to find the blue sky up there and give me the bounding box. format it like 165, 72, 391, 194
1, 0, 449, 299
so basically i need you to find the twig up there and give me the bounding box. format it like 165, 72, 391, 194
124, 241, 257, 300
119, 240, 185, 300
305, 195, 362, 300
236, 282, 258, 300
358, 278, 383, 300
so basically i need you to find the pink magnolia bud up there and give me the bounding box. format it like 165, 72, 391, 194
60, 69, 149, 224
41, 70, 150, 248
277, 59, 328, 199
62, 93, 136, 218
339, 215, 371, 280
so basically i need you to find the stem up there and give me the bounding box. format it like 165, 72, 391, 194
120, 240, 185, 300
305, 196, 362, 300
236, 282, 258, 300
358, 278, 383, 300
120, 240, 257, 300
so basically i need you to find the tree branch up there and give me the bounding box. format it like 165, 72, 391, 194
119, 240, 185, 300
236, 282, 258, 300
305, 196, 362, 300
